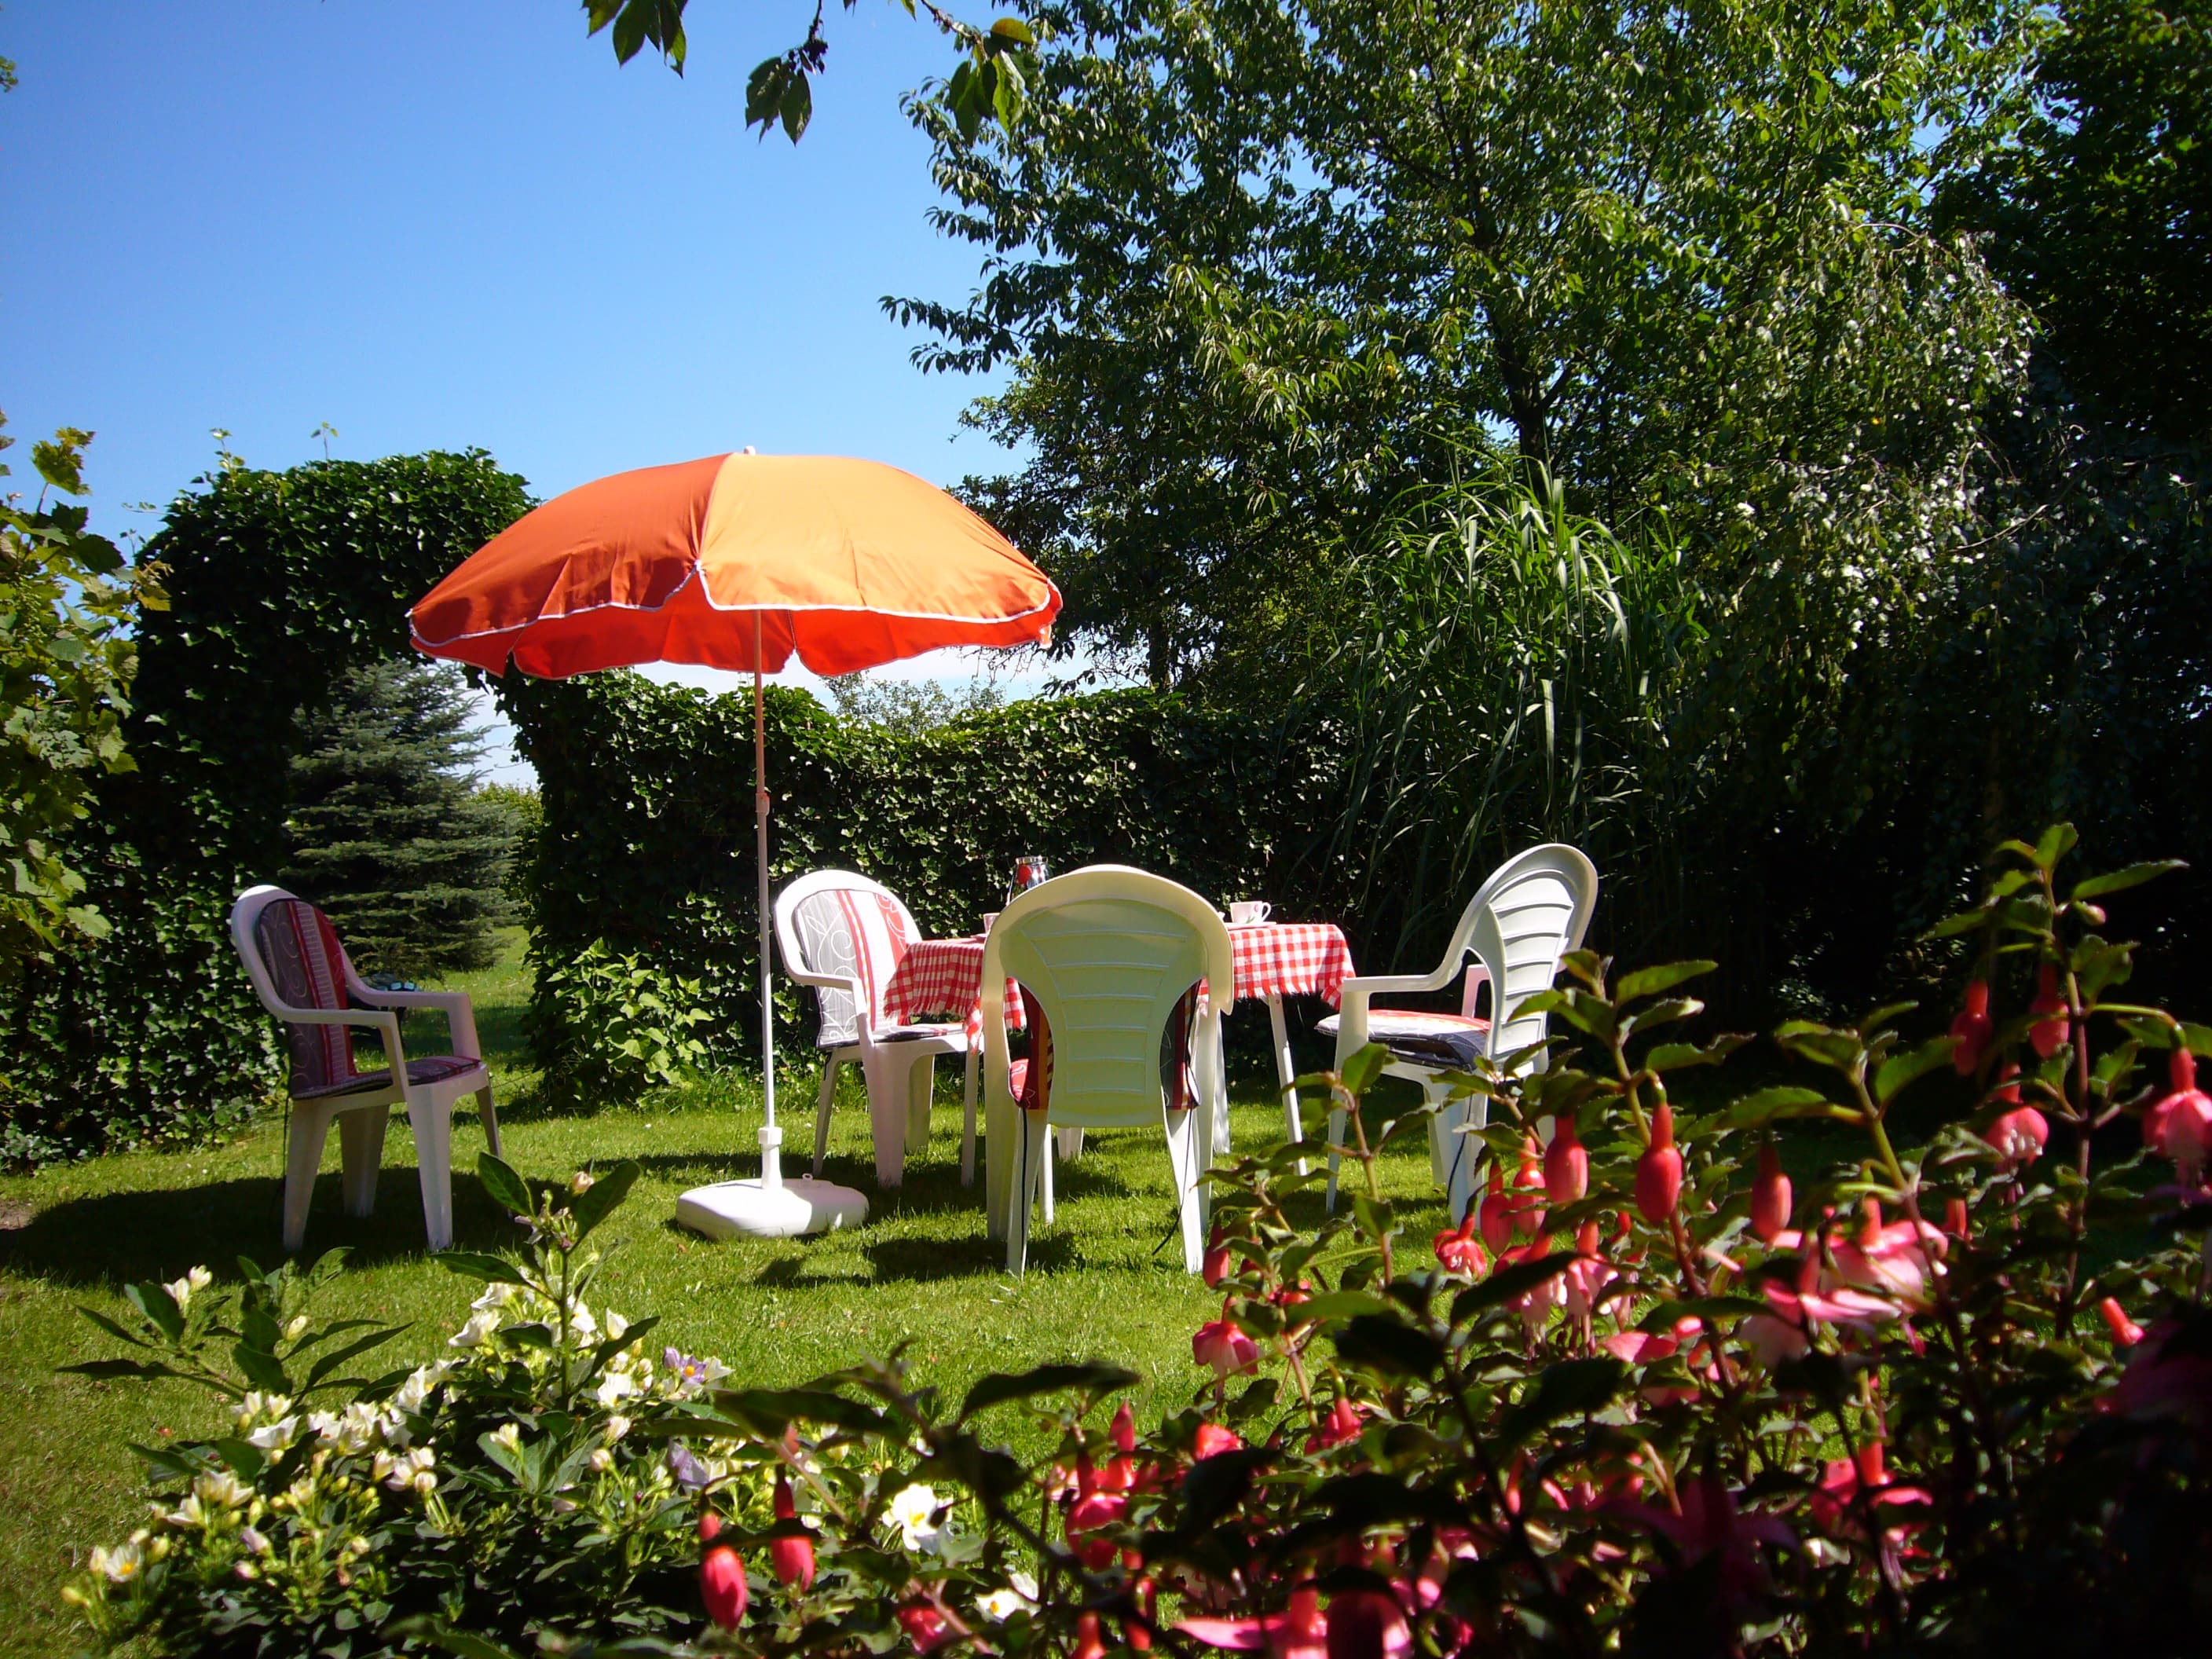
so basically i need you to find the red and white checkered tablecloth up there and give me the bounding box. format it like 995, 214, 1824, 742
1228, 921, 1355, 1007
881, 921, 1355, 1038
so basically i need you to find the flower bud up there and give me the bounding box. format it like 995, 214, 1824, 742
1544, 1116, 1588, 1205
701, 1544, 747, 1629
2098, 1296, 2144, 1346
1514, 1137, 1547, 1237
1073, 1611, 1110, 1659
1478, 1164, 1514, 1255
1635, 1104, 1683, 1223
898, 1601, 954, 1654
1750, 1143, 1792, 1243
768, 1473, 815, 1591
2028, 964, 2069, 1060
1950, 979, 1995, 1076
1201, 1227, 1232, 1289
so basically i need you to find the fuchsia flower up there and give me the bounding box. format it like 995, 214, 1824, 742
897, 1600, 955, 1654
1635, 1104, 1683, 1223
1500, 1240, 1567, 1340
1544, 1116, 1588, 1205
1808, 1441, 1932, 1546
1750, 1143, 1793, 1244
1562, 1221, 1613, 1319
1944, 1196, 1971, 1240
1194, 1422, 1246, 1459
2099, 1296, 2145, 1347
1096, 1401, 1143, 1492
1615, 1472, 1796, 1613
1203, 1227, 1234, 1288
1602, 1330, 1679, 1365
1511, 1137, 1549, 1237
768, 1473, 815, 1591
1478, 1164, 1515, 1255
1066, 1457, 1130, 1569
1323, 1587, 1412, 1659
2144, 1046, 2212, 1186
1178, 1583, 1328, 1659
1071, 1611, 1111, 1659
1305, 1396, 1367, 1453
2028, 963, 2070, 1059
1432, 1211, 1488, 1277
1982, 1066, 2049, 1176
1194, 1299, 1260, 1379
1739, 1271, 1900, 1367
698, 1512, 749, 1630
1950, 979, 1995, 1075
1829, 1200, 1946, 1307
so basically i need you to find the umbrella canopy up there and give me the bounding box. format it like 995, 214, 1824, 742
409, 451, 1058, 1239
409, 452, 1058, 678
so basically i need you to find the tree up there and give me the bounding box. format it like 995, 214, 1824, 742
0, 417, 165, 969
899, 0, 2037, 685
577, 0, 1042, 142
1942, 0, 2212, 447
280, 657, 517, 978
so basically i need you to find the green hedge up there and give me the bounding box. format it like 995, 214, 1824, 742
2, 454, 534, 1163
506, 674, 1342, 1079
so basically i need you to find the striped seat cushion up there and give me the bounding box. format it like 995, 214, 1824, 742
1316, 1009, 1492, 1069
789, 886, 921, 1046
254, 898, 361, 1096
294, 1053, 485, 1101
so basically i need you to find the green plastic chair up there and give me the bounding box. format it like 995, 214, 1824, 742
980, 866, 1233, 1276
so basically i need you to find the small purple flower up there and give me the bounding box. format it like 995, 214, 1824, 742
665, 1441, 709, 1489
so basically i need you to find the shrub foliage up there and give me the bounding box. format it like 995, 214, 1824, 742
64, 826, 2212, 1655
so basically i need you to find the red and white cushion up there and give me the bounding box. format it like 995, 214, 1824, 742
1315, 1009, 1492, 1068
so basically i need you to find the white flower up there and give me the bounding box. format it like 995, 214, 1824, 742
449, 1310, 500, 1350
239, 1525, 270, 1556
393, 1361, 452, 1415
162, 1494, 211, 1530
885, 1482, 944, 1553
470, 1282, 517, 1314
195, 1470, 250, 1510
90, 1543, 143, 1584
605, 1311, 628, 1341
588, 1447, 614, 1474
161, 1266, 212, 1310
313, 1401, 396, 1456
603, 1415, 632, 1444
246, 1417, 299, 1452
595, 1369, 639, 1408
282, 1315, 309, 1344
566, 1301, 599, 1344
977, 1573, 1038, 1622
490, 1423, 524, 1459
571, 1170, 597, 1195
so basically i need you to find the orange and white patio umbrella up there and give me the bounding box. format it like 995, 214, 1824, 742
410, 451, 1060, 1239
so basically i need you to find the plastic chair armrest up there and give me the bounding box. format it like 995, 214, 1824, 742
1331, 965, 1469, 1058
273, 1006, 409, 1074
353, 987, 481, 1060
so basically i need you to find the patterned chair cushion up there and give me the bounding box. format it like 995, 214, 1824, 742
789, 886, 919, 1046
254, 898, 360, 1096
293, 1053, 485, 1101
1315, 1009, 1492, 1070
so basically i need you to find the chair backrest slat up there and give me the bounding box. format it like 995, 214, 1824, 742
1458, 846, 1599, 1063
987, 868, 1232, 1128
246, 894, 360, 1094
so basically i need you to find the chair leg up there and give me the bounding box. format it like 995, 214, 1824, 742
337, 1105, 390, 1218
1324, 1103, 1349, 1213
407, 1093, 457, 1252
281, 1101, 336, 1254
813, 1054, 841, 1177
1269, 994, 1305, 1175
1006, 1112, 1048, 1276
1164, 1108, 1207, 1273
1040, 1126, 1057, 1224
475, 1085, 501, 1160
1437, 1082, 1487, 1225
984, 1090, 1013, 1240
1055, 1125, 1084, 1160
960, 1049, 979, 1187
860, 1049, 906, 1189
906, 1054, 936, 1156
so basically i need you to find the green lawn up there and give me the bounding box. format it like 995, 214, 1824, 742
0, 930, 1453, 1657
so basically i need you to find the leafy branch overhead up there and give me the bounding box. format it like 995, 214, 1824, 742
581, 0, 1040, 142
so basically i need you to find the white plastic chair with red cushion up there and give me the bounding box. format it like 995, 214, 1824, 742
774, 870, 976, 1190
229, 884, 500, 1253
1319, 844, 1598, 1222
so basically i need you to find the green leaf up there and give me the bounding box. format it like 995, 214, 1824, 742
433, 1251, 528, 1285
989, 16, 1036, 42
1617, 961, 1716, 1000
1645, 1034, 1750, 1070
1723, 1086, 1845, 1127
1339, 1042, 1389, 1095
2034, 822, 2080, 870
958, 1362, 1140, 1419
1331, 1313, 1445, 1377
1635, 1295, 1767, 1331
571, 1160, 641, 1241
475, 1153, 533, 1218
232, 1341, 291, 1395
302, 1324, 407, 1393
1874, 1035, 1957, 1104
1448, 1251, 1582, 1323
1499, 1357, 1626, 1445
124, 1282, 185, 1343
2071, 860, 2185, 901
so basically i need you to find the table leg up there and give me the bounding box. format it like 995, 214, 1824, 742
1268, 993, 1307, 1176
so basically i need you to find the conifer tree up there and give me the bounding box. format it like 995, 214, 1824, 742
280, 657, 515, 976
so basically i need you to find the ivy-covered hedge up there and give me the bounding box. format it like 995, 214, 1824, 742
506, 674, 1344, 1079
2, 453, 534, 1163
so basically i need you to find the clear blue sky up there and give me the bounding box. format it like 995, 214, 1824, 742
2, 2, 1060, 774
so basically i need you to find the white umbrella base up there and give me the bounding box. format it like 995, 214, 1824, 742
675, 1177, 869, 1239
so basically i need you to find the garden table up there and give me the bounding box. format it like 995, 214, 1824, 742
881, 920, 1355, 1167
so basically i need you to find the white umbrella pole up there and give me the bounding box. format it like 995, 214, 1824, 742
672, 614, 868, 1240
753, 624, 782, 1191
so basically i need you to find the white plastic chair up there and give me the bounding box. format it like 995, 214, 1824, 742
774, 870, 977, 1190
980, 866, 1231, 1276
229, 884, 500, 1253
1319, 845, 1598, 1222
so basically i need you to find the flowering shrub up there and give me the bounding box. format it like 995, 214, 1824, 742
66, 826, 2212, 1654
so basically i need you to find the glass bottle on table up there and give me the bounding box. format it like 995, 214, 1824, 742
1006, 854, 1051, 906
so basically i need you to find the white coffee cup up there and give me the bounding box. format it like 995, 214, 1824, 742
1229, 900, 1272, 925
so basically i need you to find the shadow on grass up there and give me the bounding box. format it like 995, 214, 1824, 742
0, 1168, 526, 1290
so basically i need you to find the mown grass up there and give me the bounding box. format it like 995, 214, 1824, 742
0, 930, 1454, 1657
